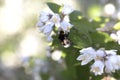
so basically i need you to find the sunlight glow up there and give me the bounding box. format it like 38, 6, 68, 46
104, 3, 116, 15
51, 50, 62, 61
0, 0, 23, 35
19, 34, 40, 58
88, 5, 101, 18
117, 12, 120, 20
1, 51, 21, 68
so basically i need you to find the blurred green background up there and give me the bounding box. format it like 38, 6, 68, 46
0, 0, 120, 80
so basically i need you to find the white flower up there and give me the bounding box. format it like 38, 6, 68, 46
105, 50, 117, 55
37, 5, 74, 43
59, 20, 73, 32
110, 33, 118, 40
77, 47, 96, 65
39, 22, 54, 35
61, 5, 74, 15
77, 47, 120, 75
79, 47, 95, 54
116, 55, 120, 68
105, 60, 115, 73
90, 60, 104, 75
77, 54, 94, 65
105, 55, 120, 73
51, 50, 62, 61
63, 15, 70, 22
50, 13, 61, 27
110, 30, 120, 44
39, 11, 51, 22
95, 49, 117, 61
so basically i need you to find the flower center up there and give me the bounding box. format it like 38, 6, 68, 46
93, 67, 100, 72
53, 17, 58, 23
96, 56, 103, 61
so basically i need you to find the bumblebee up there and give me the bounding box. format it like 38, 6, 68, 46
58, 30, 70, 48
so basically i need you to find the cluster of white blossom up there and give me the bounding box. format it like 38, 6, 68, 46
110, 30, 120, 45
36, 5, 74, 42
77, 47, 120, 75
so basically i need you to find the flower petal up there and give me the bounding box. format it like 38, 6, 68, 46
61, 5, 74, 15
60, 20, 73, 32
43, 22, 54, 34
39, 12, 50, 22
50, 13, 61, 27
90, 60, 104, 75
36, 21, 44, 27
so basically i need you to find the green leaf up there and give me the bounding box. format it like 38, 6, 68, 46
70, 10, 82, 21
89, 31, 111, 48
113, 70, 120, 79
62, 47, 79, 80
69, 28, 91, 48
69, 18, 98, 48
41, 73, 49, 80
71, 17, 98, 34
75, 65, 90, 80
91, 75, 103, 80
47, 2, 61, 13
104, 42, 120, 54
